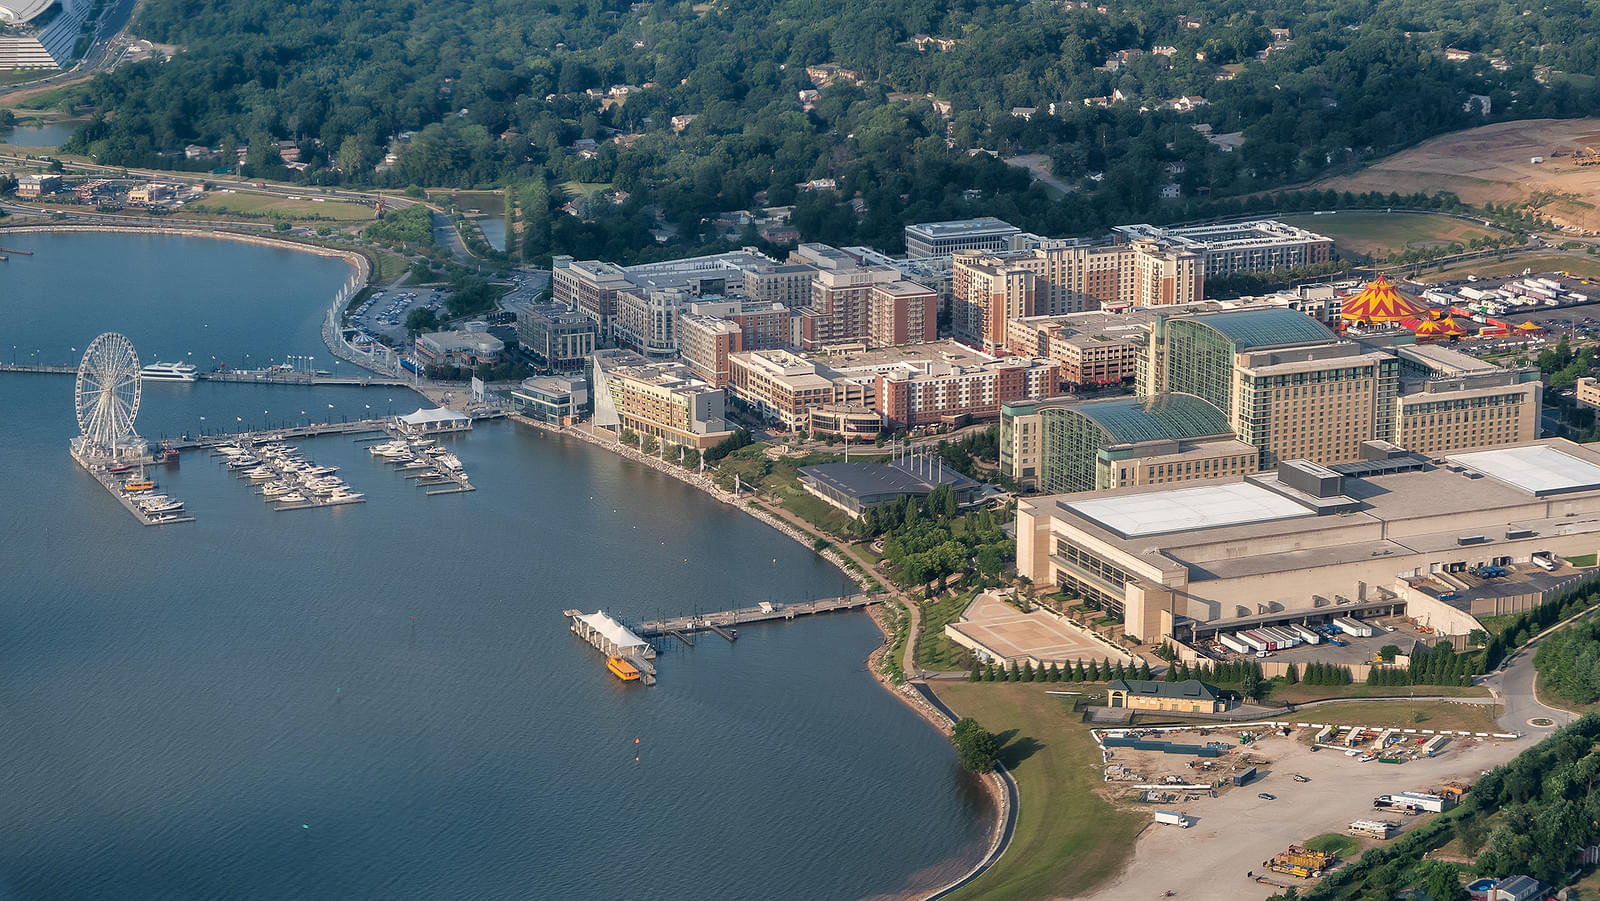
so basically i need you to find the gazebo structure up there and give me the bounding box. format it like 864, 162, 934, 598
1340, 275, 1429, 325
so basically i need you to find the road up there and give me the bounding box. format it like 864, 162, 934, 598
1481, 611, 1586, 735
0, 0, 143, 101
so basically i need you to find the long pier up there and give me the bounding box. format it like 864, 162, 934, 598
0, 362, 411, 387
634, 594, 882, 638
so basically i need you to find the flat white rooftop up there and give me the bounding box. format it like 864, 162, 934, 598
1446, 445, 1600, 496
1064, 481, 1311, 537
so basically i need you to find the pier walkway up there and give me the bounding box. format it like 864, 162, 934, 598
0, 362, 412, 387
163, 411, 505, 451
634, 594, 881, 638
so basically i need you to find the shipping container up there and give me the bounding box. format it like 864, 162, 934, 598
1538, 277, 1564, 290
1238, 631, 1268, 652
1233, 766, 1258, 786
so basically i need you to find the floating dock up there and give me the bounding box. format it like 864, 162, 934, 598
567, 610, 657, 686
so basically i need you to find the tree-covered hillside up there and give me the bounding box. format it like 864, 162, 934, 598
53, 0, 1600, 257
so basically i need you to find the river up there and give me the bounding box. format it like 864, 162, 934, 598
0, 231, 990, 900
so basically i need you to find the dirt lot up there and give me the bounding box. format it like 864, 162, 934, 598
1100, 730, 1528, 900
1315, 118, 1600, 233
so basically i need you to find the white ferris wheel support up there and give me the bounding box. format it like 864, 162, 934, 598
74, 332, 142, 454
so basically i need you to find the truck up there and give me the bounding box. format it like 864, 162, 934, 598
1348, 819, 1400, 839
1334, 616, 1374, 638
1290, 623, 1322, 645
1154, 810, 1193, 828
1219, 633, 1252, 655
1532, 552, 1559, 572
1237, 631, 1268, 652
1375, 792, 1453, 813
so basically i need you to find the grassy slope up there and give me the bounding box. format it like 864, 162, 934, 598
935, 683, 1143, 901
1423, 253, 1600, 281
914, 591, 977, 671
1278, 211, 1501, 256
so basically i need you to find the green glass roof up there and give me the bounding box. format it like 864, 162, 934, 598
1189, 308, 1335, 350
1048, 393, 1231, 445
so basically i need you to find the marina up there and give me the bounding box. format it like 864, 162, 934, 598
214, 441, 366, 511
0, 229, 989, 900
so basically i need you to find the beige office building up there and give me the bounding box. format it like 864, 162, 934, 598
1017, 439, 1600, 643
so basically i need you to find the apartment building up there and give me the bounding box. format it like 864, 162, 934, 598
677, 314, 742, 387
686, 299, 792, 350
589, 349, 735, 450
867, 281, 938, 347
1112, 220, 1334, 277
551, 256, 633, 338
952, 239, 1205, 353
728, 349, 838, 429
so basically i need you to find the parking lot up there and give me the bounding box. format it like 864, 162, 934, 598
350, 288, 446, 342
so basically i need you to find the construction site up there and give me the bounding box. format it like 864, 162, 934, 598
1316, 116, 1600, 234
1094, 720, 1524, 900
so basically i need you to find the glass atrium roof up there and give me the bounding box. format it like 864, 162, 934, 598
1190, 308, 1336, 350
1054, 393, 1231, 445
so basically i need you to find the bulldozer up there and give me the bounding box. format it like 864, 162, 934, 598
1574, 146, 1600, 166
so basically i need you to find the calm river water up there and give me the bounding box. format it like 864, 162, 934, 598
0, 231, 989, 899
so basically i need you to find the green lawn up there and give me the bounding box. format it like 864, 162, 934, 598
187, 192, 375, 222
1568, 553, 1597, 568
914, 591, 977, 671
1305, 833, 1360, 859
934, 683, 1144, 901
1279, 211, 1502, 257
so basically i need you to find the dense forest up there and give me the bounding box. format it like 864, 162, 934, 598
1534, 614, 1600, 704
47, 0, 1600, 258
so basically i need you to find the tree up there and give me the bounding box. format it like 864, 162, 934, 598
1378, 644, 1401, 663
951, 717, 998, 773
405, 307, 440, 335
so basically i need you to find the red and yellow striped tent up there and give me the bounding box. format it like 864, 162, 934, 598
1340, 275, 1429, 324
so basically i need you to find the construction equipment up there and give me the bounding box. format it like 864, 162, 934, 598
1575, 147, 1600, 166
1265, 845, 1335, 878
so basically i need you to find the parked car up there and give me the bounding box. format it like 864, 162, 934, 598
1258, 793, 1276, 801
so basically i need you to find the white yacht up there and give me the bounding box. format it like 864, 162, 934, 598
140, 362, 199, 382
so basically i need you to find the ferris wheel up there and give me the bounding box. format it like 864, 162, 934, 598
75, 332, 142, 454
